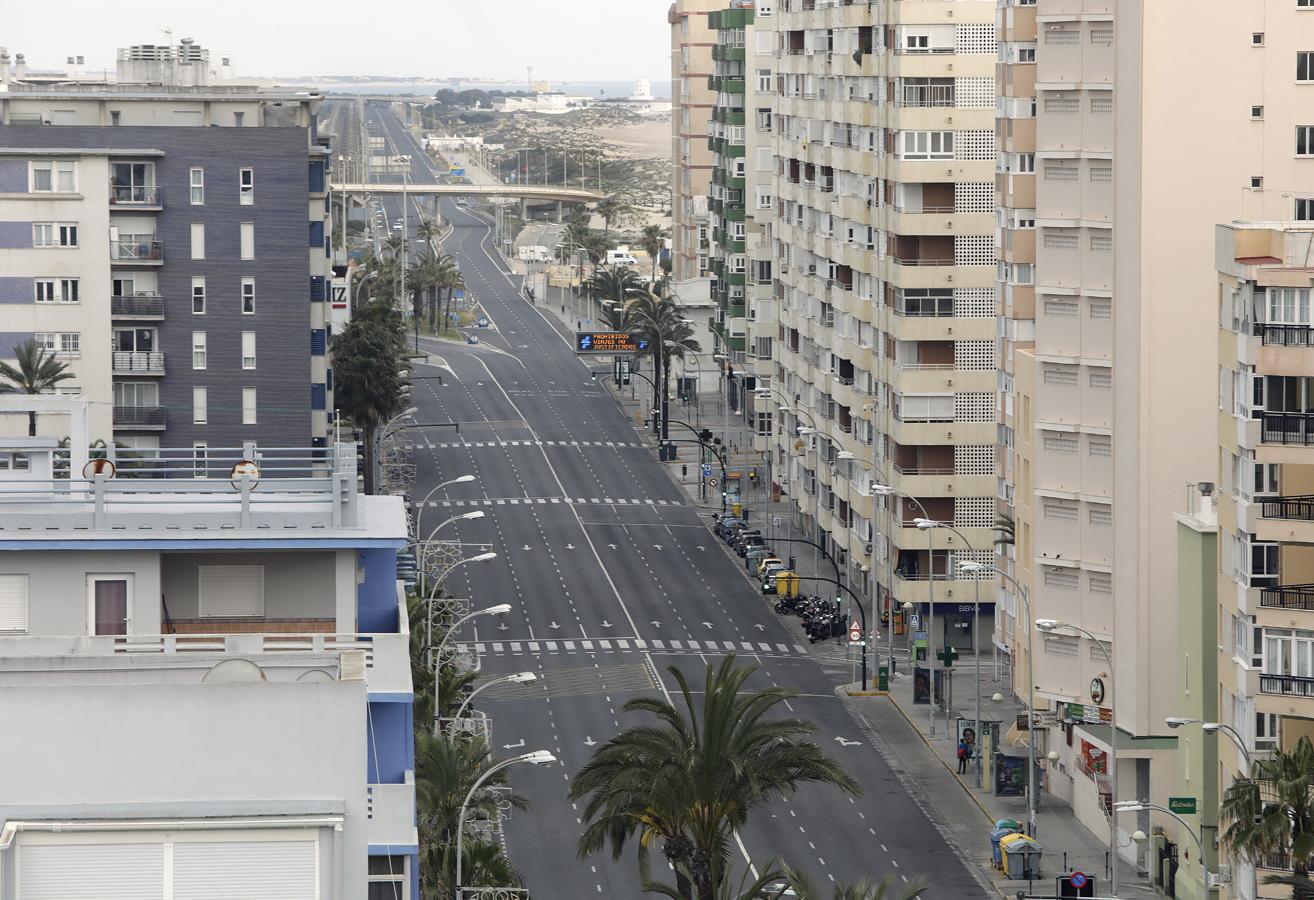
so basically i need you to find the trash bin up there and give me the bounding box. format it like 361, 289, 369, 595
1001, 835, 1042, 879
991, 826, 1021, 869
996, 818, 1023, 832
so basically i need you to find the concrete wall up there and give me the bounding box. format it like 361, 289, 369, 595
161, 550, 336, 622
0, 681, 369, 897
0, 549, 161, 635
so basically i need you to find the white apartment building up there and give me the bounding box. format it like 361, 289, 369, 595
671, 0, 722, 282
997, 0, 1314, 878
768, 0, 1000, 645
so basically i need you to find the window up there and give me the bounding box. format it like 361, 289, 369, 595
242, 387, 257, 425
36, 332, 81, 357
1253, 105, 1265, 119
189, 167, 204, 204
368, 856, 407, 900
1300, 52, 1314, 81
1298, 198, 1314, 221
899, 130, 954, 160
241, 331, 256, 370
192, 277, 206, 315
1301, 126, 1314, 156
0, 574, 28, 633
193, 386, 208, 425
240, 222, 255, 260
198, 564, 265, 617
114, 382, 158, 408
1252, 176, 1264, 189
233, 111, 245, 126
192, 442, 208, 478
29, 160, 75, 193
192, 331, 207, 370
110, 110, 121, 126
1253, 33, 1266, 46
241, 278, 256, 314
32, 223, 77, 247
190, 222, 205, 260
239, 167, 254, 205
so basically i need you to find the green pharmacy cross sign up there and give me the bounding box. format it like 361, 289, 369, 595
937, 646, 959, 668
1168, 797, 1197, 815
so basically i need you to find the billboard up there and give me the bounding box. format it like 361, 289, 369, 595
575, 332, 650, 354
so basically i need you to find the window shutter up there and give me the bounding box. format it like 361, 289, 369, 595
0, 574, 28, 632
173, 840, 316, 900
19, 842, 165, 899
198, 565, 265, 617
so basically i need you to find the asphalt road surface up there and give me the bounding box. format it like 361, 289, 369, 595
367, 103, 989, 900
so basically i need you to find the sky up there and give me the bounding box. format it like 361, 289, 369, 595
2, 0, 674, 82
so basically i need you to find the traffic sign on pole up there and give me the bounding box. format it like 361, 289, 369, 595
848, 619, 862, 644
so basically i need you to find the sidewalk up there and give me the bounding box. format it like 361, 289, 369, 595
844, 670, 1157, 899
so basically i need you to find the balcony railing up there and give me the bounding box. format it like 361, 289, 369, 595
1260, 673, 1314, 697
112, 351, 165, 374
110, 294, 164, 318
112, 406, 166, 429
109, 184, 161, 205
1261, 412, 1314, 446
1261, 585, 1314, 610
1256, 323, 1314, 347
899, 84, 955, 108
1261, 495, 1314, 522
111, 239, 164, 262
889, 255, 954, 267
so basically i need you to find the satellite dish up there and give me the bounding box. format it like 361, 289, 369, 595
202, 658, 267, 683
82, 458, 116, 480
229, 459, 260, 489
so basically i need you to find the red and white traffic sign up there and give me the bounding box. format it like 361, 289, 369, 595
848, 619, 862, 644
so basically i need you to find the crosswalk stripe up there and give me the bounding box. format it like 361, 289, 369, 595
510, 642, 522, 652
669, 640, 682, 649
474, 643, 486, 653
651, 639, 664, 648
582, 640, 594, 650
492, 643, 504, 652
457, 639, 808, 660
616, 639, 630, 649
528, 641, 540, 651
741, 642, 754, 651
564, 641, 576, 650
776, 644, 789, 653
793, 644, 807, 654
723, 641, 736, 651
546, 641, 558, 651
759, 642, 772, 651
633, 639, 646, 649
599, 640, 612, 649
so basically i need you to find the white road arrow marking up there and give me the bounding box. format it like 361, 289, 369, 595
651, 621, 662, 628
702, 621, 714, 629
834, 737, 862, 747
608, 543, 618, 550
565, 543, 576, 550
754, 623, 767, 632
583, 736, 597, 747
653, 544, 664, 550
503, 739, 526, 750
600, 620, 614, 629
695, 546, 706, 552
548, 621, 562, 630
522, 544, 533, 551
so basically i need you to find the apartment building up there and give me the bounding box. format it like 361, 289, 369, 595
768, 0, 999, 640
996, 0, 1314, 876
0, 41, 334, 449
1216, 222, 1314, 899
671, 0, 721, 282
0, 396, 414, 900
707, 0, 777, 449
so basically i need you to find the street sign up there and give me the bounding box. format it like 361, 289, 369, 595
848, 619, 862, 644
575, 332, 649, 354
937, 646, 959, 668
702, 464, 712, 477
1070, 872, 1087, 890
708, 477, 718, 487
477, 316, 489, 328
1168, 796, 1197, 815
909, 614, 920, 629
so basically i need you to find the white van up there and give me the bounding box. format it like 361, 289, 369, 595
607, 248, 638, 266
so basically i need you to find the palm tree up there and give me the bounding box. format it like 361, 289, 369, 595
416, 217, 443, 253
1222, 735, 1314, 898
0, 339, 76, 435
783, 865, 929, 900
640, 223, 669, 284
330, 305, 407, 493
625, 291, 702, 439
584, 266, 646, 325
594, 195, 626, 244
645, 858, 788, 900
569, 656, 860, 900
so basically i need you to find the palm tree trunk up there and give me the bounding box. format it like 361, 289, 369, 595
1296, 864, 1314, 900
362, 423, 376, 495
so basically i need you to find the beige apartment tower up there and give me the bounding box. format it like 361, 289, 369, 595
671, 0, 722, 282
997, 0, 1314, 881
767, 0, 1000, 645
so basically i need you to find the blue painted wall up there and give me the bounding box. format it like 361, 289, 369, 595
366, 700, 412, 784
0, 277, 31, 304
358, 548, 400, 633
0, 222, 31, 249
0, 160, 26, 192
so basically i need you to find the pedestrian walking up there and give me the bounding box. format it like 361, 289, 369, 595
956, 739, 970, 774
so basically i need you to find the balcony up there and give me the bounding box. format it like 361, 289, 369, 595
1260, 412, 1314, 446
110, 239, 164, 265
111, 294, 164, 319
1261, 496, 1314, 521
109, 184, 161, 207
1261, 584, 1314, 611
899, 83, 955, 108
366, 781, 419, 850
1258, 495, 1314, 544
1256, 324, 1314, 347
112, 351, 165, 375
1260, 673, 1314, 697
112, 406, 166, 430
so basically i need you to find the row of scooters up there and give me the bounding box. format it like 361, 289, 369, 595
713, 515, 847, 644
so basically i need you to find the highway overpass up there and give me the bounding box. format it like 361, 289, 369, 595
330, 182, 603, 203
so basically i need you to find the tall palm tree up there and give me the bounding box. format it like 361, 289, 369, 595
416, 217, 443, 253
0, 339, 76, 435
440, 267, 467, 335
1222, 735, 1314, 898
640, 223, 669, 284
570, 656, 860, 900
625, 291, 702, 439
594, 195, 626, 244
584, 266, 647, 325
330, 305, 406, 494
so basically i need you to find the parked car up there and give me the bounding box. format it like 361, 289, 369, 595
736, 535, 767, 558
756, 557, 785, 577
745, 546, 775, 571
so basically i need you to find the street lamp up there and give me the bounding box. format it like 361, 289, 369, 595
456, 750, 557, 896
455, 671, 537, 719
417, 511, 486, 578
916, 517, 983, 785
960, 560, 1038, 837
874, 485, 929, 706
1114, 801, 1211, 892
1038, 618, 1117, 894
412, 474, 478, 544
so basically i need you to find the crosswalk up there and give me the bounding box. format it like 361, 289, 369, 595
424, 497, 682, 508
416, 439, 643, 450
461, 638, 810, 656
